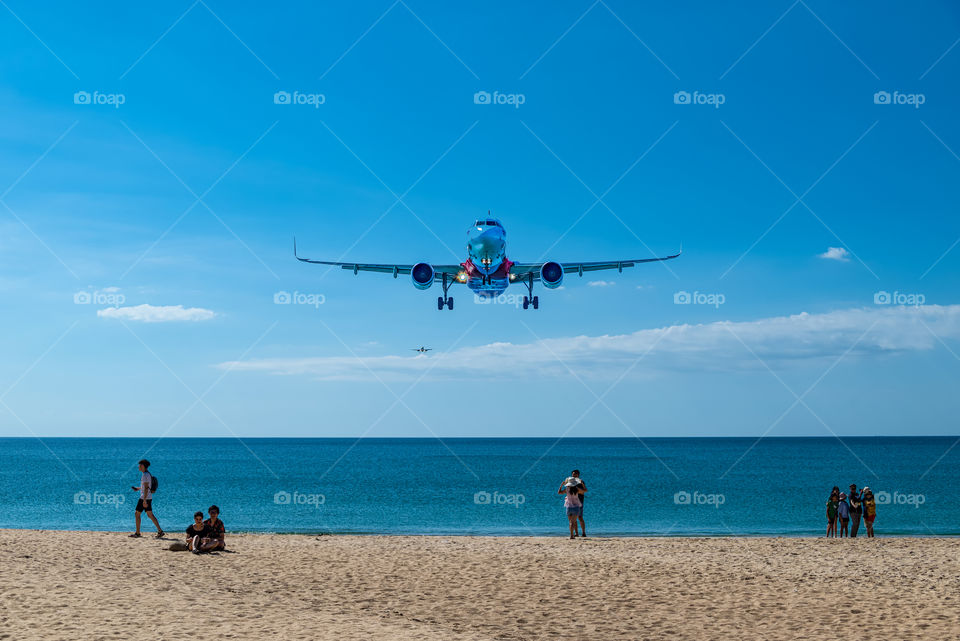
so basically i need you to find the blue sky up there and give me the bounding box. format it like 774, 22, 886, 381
1, 1, 959, 438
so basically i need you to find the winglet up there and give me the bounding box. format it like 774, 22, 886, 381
294, 237, 304, 262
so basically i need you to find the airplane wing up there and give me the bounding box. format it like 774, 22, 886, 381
509, 249, 681, 280
294, 240, 462, 280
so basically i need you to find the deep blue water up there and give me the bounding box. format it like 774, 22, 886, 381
0, 437, 956, 536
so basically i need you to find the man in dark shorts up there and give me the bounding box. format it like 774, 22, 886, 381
848, 484, 863, 538
129, 459, 164, 539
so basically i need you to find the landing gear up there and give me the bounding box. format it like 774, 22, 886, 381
522, 273, 539, 310
437, 273, 454, 311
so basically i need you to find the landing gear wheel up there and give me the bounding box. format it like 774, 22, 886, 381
447, 297, 454, 310
437, 297, 445, 311
522, 296, 530, 310
532, 296, 539, 310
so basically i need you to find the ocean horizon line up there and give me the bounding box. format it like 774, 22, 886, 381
1, 435, 957, 440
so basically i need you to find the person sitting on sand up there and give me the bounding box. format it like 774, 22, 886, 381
558, 471, 587, 537
837, 492, 850, 537
129, 459, 164, 539
826, 489, 839, 538
200, 505, 225, 552
861, 488, 877, 538
562, 481, 583, 539
185, 511, 211, 553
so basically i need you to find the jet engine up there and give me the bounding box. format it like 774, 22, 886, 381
540, 261, 564, 289
411, 262, 435, 290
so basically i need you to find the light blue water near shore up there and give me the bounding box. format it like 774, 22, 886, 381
0, 437, 956, 536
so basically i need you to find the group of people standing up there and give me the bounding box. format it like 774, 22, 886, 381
127, 459, 226, 553
826, 484, 877, 538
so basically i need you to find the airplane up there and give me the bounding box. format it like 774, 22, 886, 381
411, 346, 432, 353
294, 215, 680, 310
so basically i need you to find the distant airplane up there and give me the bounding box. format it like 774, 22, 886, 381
410, 346, 432, 353
295, 215, 680, 310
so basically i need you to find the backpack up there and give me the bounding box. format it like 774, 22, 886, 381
150, 474, 159, 493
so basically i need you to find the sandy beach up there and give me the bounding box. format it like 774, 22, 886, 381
1, 531, 957, 640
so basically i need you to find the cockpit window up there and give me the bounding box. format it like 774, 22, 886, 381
474, 219, 503, 228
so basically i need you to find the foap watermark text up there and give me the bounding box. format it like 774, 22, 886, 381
876, 491, 925, 508
74, 491, 126, 508
873, 91, 925, 108
874, 290, 925, 306
674, 90, 725, 108
474, 491, 525, 508
674, 490, 725, 508
74, 288, 125, 306
474, 90, 525, 108
674, 290, 725, 308
274, 291, 325, 308
274, 90, 325, 108
74, 90, 125, 108
274, 490, 325, 508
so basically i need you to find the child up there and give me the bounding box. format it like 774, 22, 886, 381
826, 490, 839, 537
862, 487, 877, 538
837, 492, 850, 537
563, 483, 582, 539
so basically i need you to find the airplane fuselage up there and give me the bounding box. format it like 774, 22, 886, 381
462, 218, 513, 298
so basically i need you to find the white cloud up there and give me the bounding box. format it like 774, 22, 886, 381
97, 304, 215, 323
818, 247, 850, 262
217, 304, 960, 381
588, 280, 616, 287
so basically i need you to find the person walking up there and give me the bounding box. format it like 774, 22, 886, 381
129, 459, 164, 539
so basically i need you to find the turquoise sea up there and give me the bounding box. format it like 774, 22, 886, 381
0, 437, 956, 536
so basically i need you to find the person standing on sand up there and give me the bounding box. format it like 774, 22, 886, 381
848, 484, 863, 538
129, 459, 164, 539
558, 471, 587, 537
826, 489, 839, 538
837, 493, 850, 537
562, 482, 583, 539
571, 470, 587, 537
861, 487, 877, 537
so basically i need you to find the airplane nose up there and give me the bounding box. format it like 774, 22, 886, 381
469, 229, 504, 256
